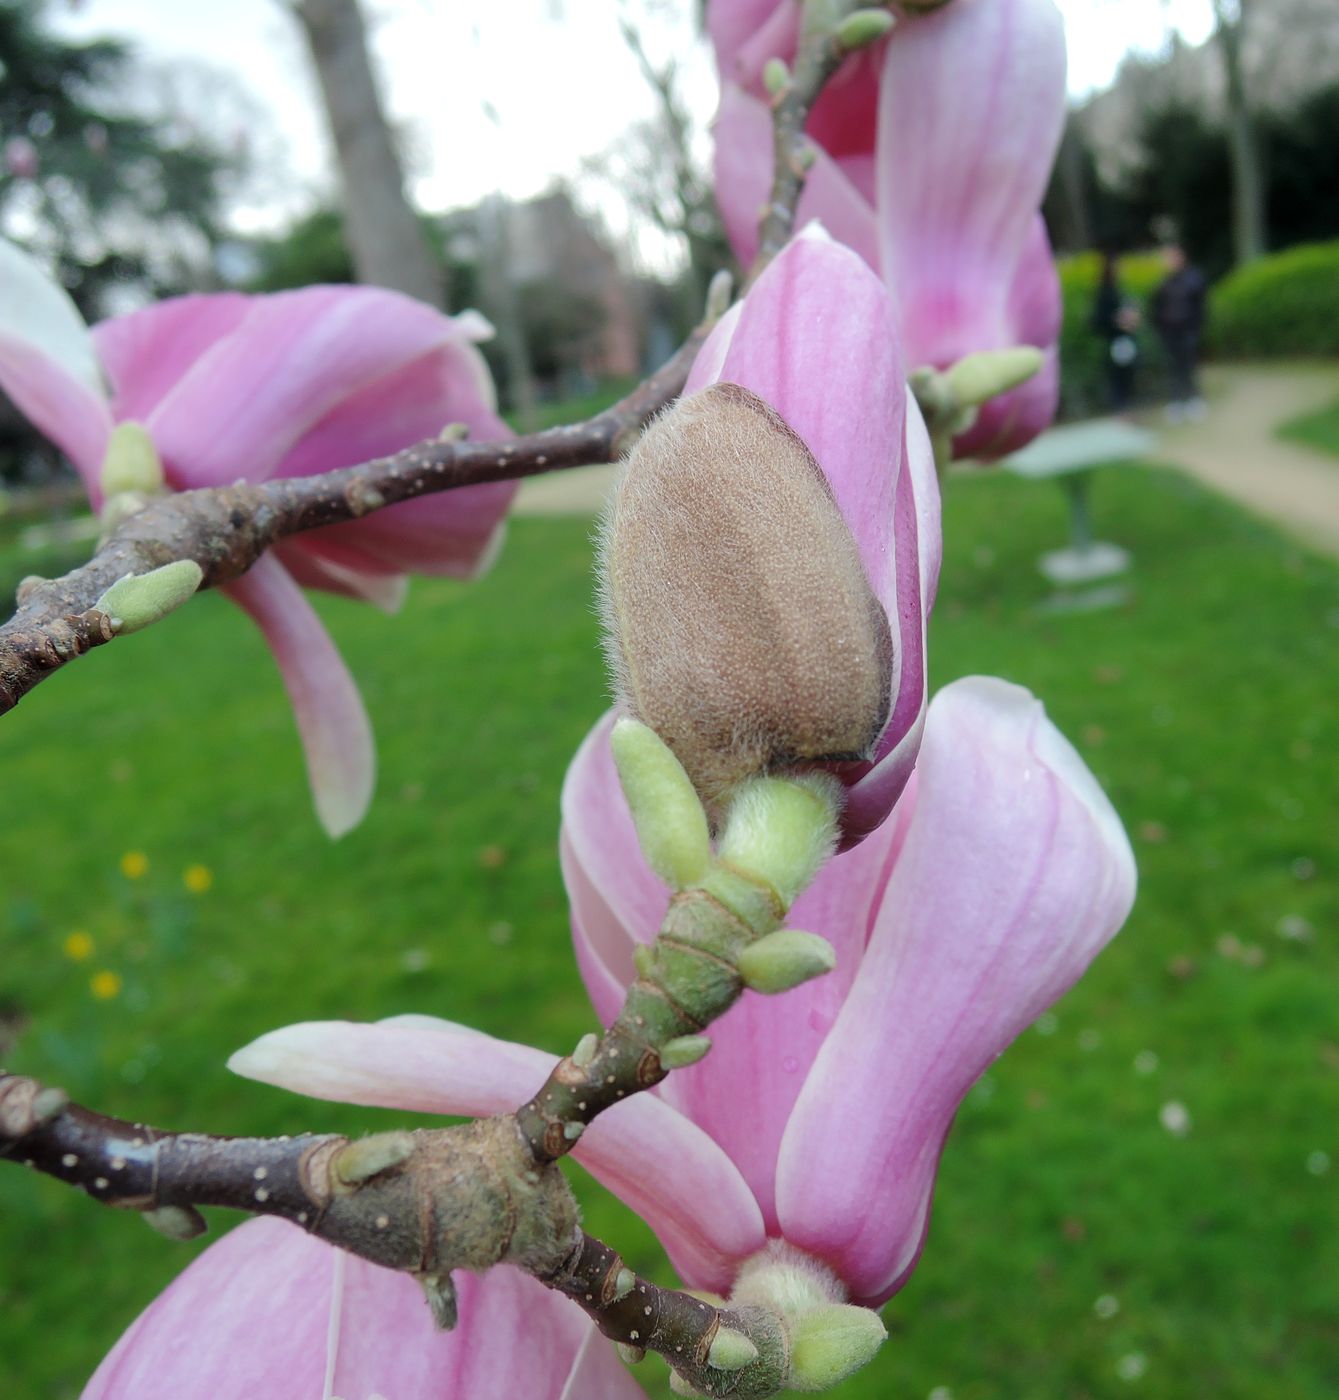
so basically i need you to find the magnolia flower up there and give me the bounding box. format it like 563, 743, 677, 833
0, 239, 515, 835
711, 0, 1068, 457
644, 225, 939, 845
231, 676, 1135, 1312
84, 1217, 646, 1400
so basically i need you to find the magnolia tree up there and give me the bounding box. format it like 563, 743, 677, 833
0, 2, 1136, 1396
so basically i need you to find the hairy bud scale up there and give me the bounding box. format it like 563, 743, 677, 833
599, 382, 892, 814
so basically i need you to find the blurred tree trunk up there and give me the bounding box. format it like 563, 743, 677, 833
294, 0, 443, 304
1212, 0, 1267, 265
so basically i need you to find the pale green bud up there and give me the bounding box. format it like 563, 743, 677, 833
617, 1343, 647, 1366
95, 560, 203, 634
99, 422, 163, 499
708, 1326, 759, 1371
141, 1204, 207, 1241
786, 1304, 888, 1392
705, 267, 734, 320
659, 1034, 712, 1069
332, 1130, 415, 1188
836, 7, 895, 51
718, 773, 841, 909
609, 718, 712, 890
611, 1267, 637, 1302
944, 346, 1045, 409
736, 929, 836, 995
763, 56, 790, 96
571, 1032, 599, 1068
420, 1272, 458, 1330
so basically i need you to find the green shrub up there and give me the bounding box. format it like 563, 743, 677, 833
1211, 240, 1339, 358
1057, 251, 1169, 419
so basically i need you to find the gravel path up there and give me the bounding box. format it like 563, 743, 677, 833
1151, 362, 1339, 555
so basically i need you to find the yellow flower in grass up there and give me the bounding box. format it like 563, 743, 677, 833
90, 970, 123, 1001
64, 930, 94, 962
183, 864, 213, 894
120, 851, 149, 880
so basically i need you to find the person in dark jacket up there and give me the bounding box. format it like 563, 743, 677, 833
1151, 243, 1208, 420
1091, 251, 1141, 415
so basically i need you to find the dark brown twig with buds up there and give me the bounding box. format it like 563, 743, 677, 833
0, 325, 709, 717
751, 1, 896, 276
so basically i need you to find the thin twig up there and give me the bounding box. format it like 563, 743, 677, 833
0, 325, 709, 716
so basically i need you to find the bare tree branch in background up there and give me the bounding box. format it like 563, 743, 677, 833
1212, 0, 1266, 264
590, 2, 730, 311
293, 0, 443, 303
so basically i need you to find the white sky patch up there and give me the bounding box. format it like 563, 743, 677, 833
49, 1, 1218, 244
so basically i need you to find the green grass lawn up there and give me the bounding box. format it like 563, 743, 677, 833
2, 463, 1337, 1399
1279, 395, 1339, 458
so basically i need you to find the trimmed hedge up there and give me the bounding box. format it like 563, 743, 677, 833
1057, 251, 1169, 419
1211, 241, 1339, 359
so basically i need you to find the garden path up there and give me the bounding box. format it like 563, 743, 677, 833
1154, 362, 1339, 556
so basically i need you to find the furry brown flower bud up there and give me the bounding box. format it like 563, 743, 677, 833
599, 381, 893, 815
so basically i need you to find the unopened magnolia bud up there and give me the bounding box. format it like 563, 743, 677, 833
95, 560, 203, 634
786, 1304, 888, 1392
836, 7, 895, 51
99, 422, 163, 499
600, 383, 892, 819
610, 718, 711, 889
737, 929, 836, 995
943, 346, 1044, 410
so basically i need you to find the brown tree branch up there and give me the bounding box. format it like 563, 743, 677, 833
0, 324, 710, 717
0, 1070, 788, 1394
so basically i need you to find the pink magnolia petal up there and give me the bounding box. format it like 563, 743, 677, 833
85, 1217, 643, 1400
876, 0, 1067, 368
841, 396, 940, 842
92, 293, 251, 423
713, 86, 878, 271
558, 1325, 651, 1400
225, 554, 374, 839
0, 237, 112, 484
83, 1219, 333, 1399
776, 676, 1136, 1305
275, 540, 408, 614
656, 804, 909, 1233
685, 227, 903, 613
229, 1017, 766, 1292
145, 286, 481, 488
559, 710, 912, 1227
709, 0, 790, 82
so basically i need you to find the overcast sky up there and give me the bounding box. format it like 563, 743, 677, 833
49, 0, 1218, 248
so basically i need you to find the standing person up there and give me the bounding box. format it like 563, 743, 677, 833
1152, 242, 1209, 421
1091, 251, 1142, 416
